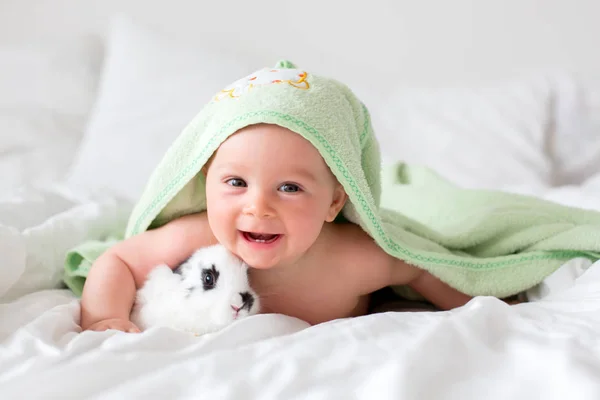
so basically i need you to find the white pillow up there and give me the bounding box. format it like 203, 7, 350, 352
0, 41, 101, 191
65, 15, 558, 198
550, 76, 600, 185
65, 16, 264, 201
376, 78, 556, 190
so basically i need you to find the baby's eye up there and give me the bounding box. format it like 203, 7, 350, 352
279, 183, 301, 193
226, 178, 247, 188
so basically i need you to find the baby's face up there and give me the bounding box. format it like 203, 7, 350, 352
205, 124, 347, 269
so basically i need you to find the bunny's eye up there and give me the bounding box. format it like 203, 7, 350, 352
201, 264, 220, 291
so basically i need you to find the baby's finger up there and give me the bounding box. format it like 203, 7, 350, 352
127, 325, 141, 333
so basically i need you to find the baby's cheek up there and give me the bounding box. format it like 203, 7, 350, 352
292, 215, 324, 248
206, 205, 233, 239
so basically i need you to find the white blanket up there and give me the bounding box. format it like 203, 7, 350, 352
1, 185, 600, 399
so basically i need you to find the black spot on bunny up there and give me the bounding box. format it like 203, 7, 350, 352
240, 291, 254, 312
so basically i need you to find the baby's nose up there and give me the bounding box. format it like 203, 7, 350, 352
242, 190, 275, 218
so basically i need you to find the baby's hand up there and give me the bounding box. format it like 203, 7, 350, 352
85, 318, 141, 333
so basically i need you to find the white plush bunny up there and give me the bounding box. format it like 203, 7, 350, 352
130, 244, 260, 335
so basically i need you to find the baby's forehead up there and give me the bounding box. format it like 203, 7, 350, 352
229, 123, 302, 143
206, 123, 340, 183
215, 124, 325, 164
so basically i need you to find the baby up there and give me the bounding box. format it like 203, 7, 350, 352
81, 122, 472, 332
80, 65, 474, 333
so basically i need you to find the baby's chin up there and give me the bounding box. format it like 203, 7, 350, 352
220, 238, 301, 270
224, 242, 283, 269
238, 247, 298, 270
240, 254, 281, 270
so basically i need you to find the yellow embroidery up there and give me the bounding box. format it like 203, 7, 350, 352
215, 69, 309, 101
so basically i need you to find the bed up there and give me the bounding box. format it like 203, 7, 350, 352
2, 3, 600, 398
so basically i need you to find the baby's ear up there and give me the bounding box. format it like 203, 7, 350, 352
201, 155, 214, 177
325, 184, 348, 222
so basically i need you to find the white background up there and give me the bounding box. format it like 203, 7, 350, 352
2, 0, 600, 88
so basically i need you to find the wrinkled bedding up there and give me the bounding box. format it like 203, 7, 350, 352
3, 7, 600, 398
1, 184, 600, 399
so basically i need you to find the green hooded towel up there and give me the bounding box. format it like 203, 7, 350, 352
63, 60, 600, 298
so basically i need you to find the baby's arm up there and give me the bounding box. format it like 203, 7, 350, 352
80, 213, 217, 332
381, 258, 472, 310
344, 228, 471, 311
363, 259, 472, 311
403, 267, 473, 310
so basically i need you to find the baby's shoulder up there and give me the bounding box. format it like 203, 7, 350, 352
315, 223, 398, 296
325, 222, 383, 250
319, 222, 393, 270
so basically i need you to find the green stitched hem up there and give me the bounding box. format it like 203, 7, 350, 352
130, 110, 597, 273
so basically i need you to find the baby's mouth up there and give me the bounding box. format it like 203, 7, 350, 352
242, 231, 281, 243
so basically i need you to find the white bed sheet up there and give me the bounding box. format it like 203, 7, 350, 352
1, 183, 600, 399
